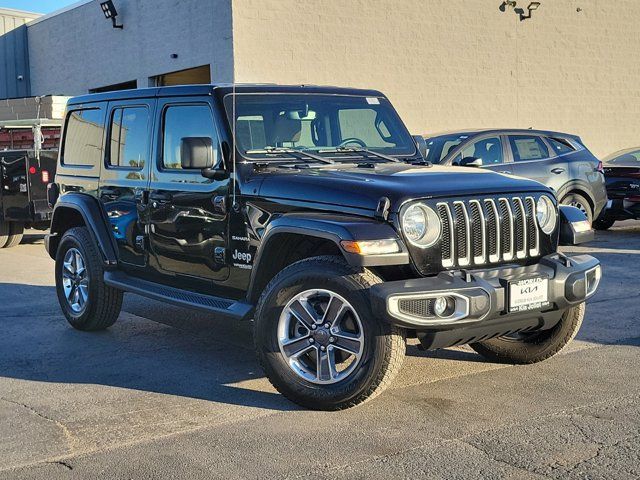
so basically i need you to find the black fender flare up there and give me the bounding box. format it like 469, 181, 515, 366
246, 212, 409, 300
47, 193, 118, 266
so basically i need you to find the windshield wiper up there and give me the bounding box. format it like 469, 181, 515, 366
317, 146, 401, 163
245, 147, 334, 164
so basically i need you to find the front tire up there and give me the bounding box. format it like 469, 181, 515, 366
254, 256, 405, 410
470, 303, 585, 364
55, 227, 123, 331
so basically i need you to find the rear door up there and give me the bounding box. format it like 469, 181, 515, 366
508, 134, 568, 190
99, 99, 155, 268
147, 98, 230, 284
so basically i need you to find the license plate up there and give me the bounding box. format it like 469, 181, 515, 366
508, 277, 549, 313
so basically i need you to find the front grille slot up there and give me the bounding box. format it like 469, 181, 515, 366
437, 196, 540, 268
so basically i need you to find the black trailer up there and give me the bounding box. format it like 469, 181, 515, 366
0, 119, 60, 248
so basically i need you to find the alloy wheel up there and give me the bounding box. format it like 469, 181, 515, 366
61, 247, 89, 313
277, 289, 364, 385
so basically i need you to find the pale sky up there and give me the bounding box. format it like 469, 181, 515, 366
1, 0, 80, 14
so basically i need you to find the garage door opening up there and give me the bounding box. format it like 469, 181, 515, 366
152, 65, 211, 87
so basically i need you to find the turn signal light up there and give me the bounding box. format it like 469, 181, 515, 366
41, 170, 50, 183
340, 239, 401, 255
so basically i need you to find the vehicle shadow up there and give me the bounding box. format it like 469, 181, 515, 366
0, 282, 296, 412
20, 232, 46, 245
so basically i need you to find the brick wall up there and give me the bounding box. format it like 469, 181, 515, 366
232, 0, 640, 157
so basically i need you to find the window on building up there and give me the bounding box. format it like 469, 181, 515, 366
508, 135, 550, 162
62, 108, 105, 166
109, 106, 149, 168
162, 104, 219, 170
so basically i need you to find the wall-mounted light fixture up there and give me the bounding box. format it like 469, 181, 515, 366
515, 2, 541, 21
100, 0, 123, 29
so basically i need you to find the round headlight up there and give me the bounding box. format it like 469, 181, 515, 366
536, 195, 557, 234
402, 203, 441, 247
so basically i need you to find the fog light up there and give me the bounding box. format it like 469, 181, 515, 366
434, 296, 456, 318
585, 265, 601, 298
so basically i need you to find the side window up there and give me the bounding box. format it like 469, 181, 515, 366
62, 108, 105, 166
162, 104, 219, 170
338, 108, 394, 148
547, 137, 575, 155
509, 135, 550, 162
108, 106, 150, 169
460, 136, 504, 165
236, 114, 266, 150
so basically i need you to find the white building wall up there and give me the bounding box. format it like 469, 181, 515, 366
27, 0, 234, 96
232, 0, 640, 157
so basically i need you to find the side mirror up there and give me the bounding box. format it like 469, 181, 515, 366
413, 135, 428, 159
180, 137, 214, 169
201, 167, 228, 180
460, 156, 483, 168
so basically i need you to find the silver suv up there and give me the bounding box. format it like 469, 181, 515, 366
422, 129, 608, 224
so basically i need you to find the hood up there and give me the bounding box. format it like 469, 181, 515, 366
250, 163, 551, 212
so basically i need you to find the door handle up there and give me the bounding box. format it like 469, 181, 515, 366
551, 168, 565, 174
500, 170, 511, 174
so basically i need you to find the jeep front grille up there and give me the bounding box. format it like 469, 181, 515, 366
437, 197, 540, 268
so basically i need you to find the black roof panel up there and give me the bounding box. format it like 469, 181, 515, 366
67, 84, 386, 106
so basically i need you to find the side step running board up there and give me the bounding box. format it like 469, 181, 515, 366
104, 271, 254, 321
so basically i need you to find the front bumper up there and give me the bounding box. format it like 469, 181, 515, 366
370, 253, 600, 347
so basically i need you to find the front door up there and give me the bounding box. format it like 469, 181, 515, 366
453, 135, 513, 175
99, 99, 155, 268
147, 99, 230, 283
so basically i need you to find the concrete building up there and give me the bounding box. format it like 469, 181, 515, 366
1, 0, 639, 157
0, 8, 41, 99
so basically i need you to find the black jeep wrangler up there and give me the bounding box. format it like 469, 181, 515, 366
46, 84, 600, 410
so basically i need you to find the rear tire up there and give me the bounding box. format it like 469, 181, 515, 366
0, 221, 9, 248
593, 216, 615, 231
470, 303, 585, 364
55, 227, 123, 331
4, 222, 24, 248
254, 255, 405, 410
561, 193, 593, 225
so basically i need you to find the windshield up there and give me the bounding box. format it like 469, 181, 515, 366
603, 148, 640, 165
224, 94, 416, 159
423, 134, 471, 164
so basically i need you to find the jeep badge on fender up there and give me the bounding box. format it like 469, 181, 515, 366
45, 84, 600, 410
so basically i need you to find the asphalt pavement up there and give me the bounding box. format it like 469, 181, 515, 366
0, 222, 638, 479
